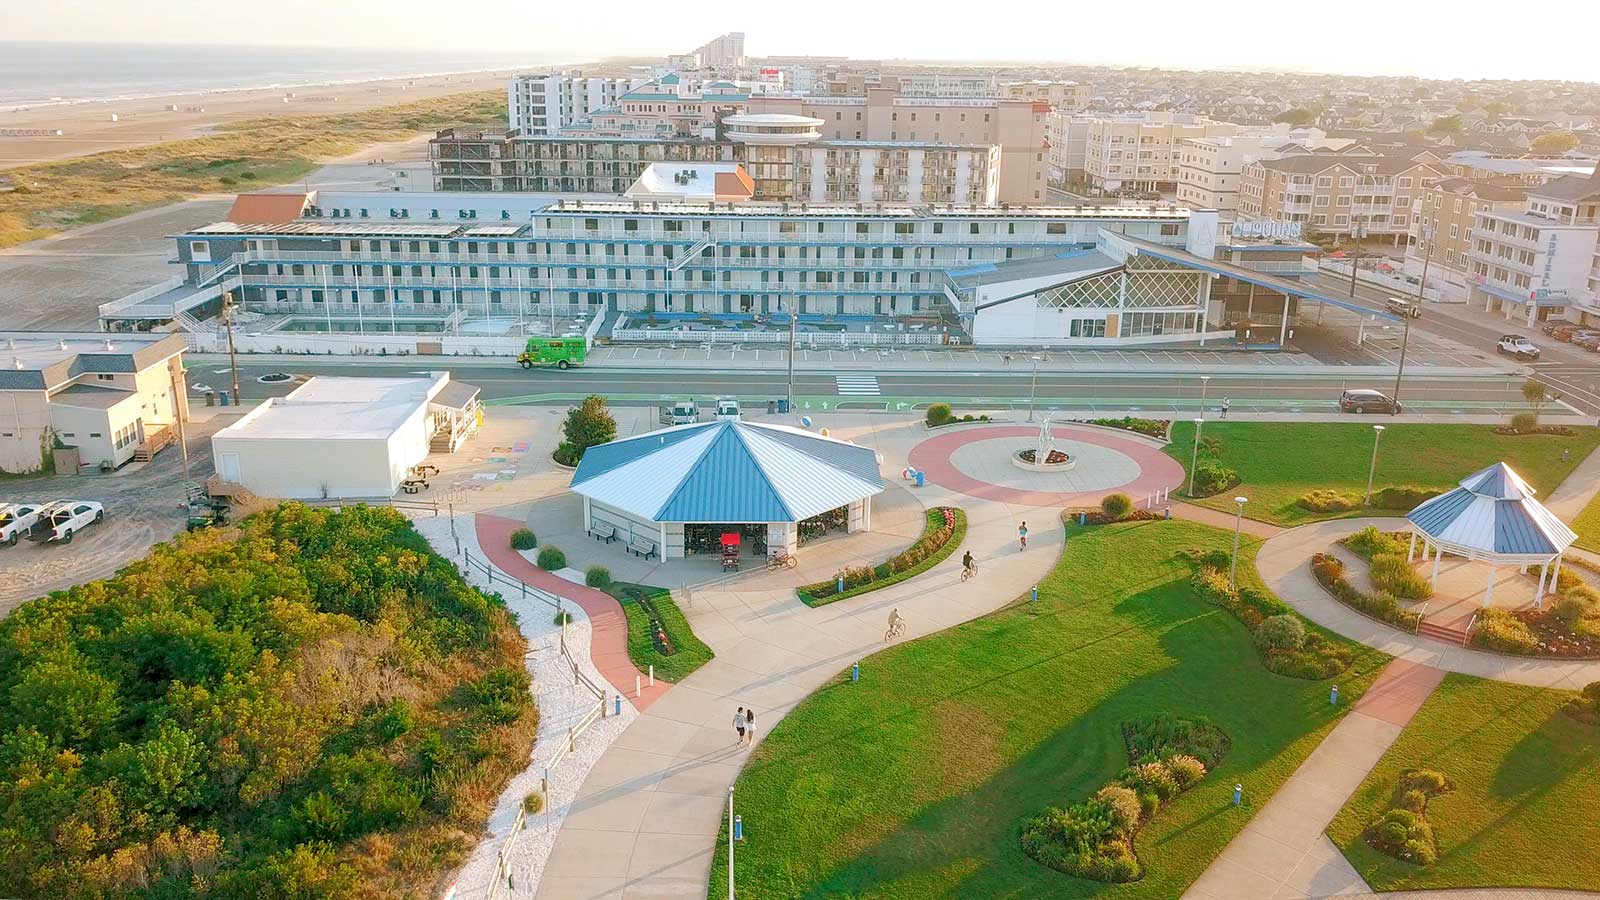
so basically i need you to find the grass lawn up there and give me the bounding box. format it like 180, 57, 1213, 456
708, 519, 1389, 900
1166, 422, 1600, 526
602, 581, 713, 683
1328, 674, 1600, 891
1573, 490, 1600, 553
0, 91, 503, 248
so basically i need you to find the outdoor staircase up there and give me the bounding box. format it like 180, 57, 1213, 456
133, 425, 176, 462
1416, 617, 1472, 645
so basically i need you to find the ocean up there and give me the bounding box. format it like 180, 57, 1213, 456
0, 41, 574, 109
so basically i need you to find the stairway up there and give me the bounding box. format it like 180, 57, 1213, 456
133, 425, 175, 462
1416, 618, 1471, 645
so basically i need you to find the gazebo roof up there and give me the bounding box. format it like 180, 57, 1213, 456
570, 419, 884, 524
1406, 462, 1577, 558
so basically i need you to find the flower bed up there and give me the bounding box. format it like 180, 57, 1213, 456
1493, 424, 1576, 436
1021, 714, 1229, 882
1466, 578, 1600, 658
1183, 548, 1351, 679
1310, 552, 1422, 632
1363, 768, 1453, 866
1017, 448, 1071, 464
797, 507, 967, 607
604, 581, 714, 683
1072, 417, 1170, 440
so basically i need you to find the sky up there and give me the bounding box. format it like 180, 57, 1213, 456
6, 0, 1600, 83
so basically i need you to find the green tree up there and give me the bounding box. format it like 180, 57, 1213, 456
6, 658, 121, 747
1532, 130, 1579, 155
1273, 107, 1315, 127
1522, 380, 1551, 423
557, 394, 617, 465
1484, 101, 1511, 118
1429, 115, 1463, 134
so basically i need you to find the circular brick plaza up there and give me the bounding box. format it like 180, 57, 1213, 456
907, 424, 1186, 508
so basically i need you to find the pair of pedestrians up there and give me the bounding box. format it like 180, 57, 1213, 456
732, 706, 756, 748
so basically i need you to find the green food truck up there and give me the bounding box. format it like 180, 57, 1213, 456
517, 336, 587, 370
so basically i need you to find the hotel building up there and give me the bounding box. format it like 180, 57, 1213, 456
508, 73, 650, 135
1238, 155, 1445, 244
1466, 171, 1600, 326
1405, 178, 1527, 301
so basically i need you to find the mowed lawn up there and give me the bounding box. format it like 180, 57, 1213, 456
708, 519, 1388, 900
1328, 674, 1600, 892
1574, 491, 1600, 552
1166, 422, 1600, 525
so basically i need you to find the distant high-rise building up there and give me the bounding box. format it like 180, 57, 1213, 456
508, 73, 650, 135
694, 32, 746, 69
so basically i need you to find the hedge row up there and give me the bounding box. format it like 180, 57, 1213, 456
797, 508, 967, 607
1310, 553, 1422, 632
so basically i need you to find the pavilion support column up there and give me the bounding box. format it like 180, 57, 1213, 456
1537, 561, 1551, 609
1552, 553, 1564, 591
1408, 531, 1417, 563
1431, 543, 1442, 588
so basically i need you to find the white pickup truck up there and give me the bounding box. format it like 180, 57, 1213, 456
0, 503, 45, 546
36, 500, 105, 544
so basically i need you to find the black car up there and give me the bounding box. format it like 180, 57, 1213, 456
1339, 389, 1401, 414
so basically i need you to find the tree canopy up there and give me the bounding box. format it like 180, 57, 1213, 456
1533, 130, 1579, 155
1273, 107, 1316, 127
1429, 115, 1463, 134
0, 504, 534, 899
556, 394, 618, 466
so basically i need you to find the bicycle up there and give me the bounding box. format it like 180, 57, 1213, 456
960, 563, 977, 582
766, 550, 798, 571
884, 620, 906, 642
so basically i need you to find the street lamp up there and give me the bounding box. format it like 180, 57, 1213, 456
1365, 424, 1386, 505
727, 785, 736, 900
1027, 354, 1044, 422
1230, 496, 1248, 589
1188, 417, 1205, 497
1199, 374, 1211, 411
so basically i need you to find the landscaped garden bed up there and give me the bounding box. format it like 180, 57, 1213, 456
601, 580, 714, 683
1183, 548, 1353, 678
1340, 527, 1433, 600
1018, 448, 1071, 464
1467, 575, 1600, 658
1021, 714, 1230, 882
1164, 422, 1600, 525
1070, 417, 1171, 440
797, 507, 966, 606
924, 403, 992, 428
1310, 552, 1423, 632
711, 519, 1386, 900
1361, 768, 1454, 866
1329, 674, 1600, 892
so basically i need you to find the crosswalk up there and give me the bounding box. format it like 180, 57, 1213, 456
835, 375, 882, 396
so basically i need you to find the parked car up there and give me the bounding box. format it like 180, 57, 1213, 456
1571, 331, 1600, 351
658, 400, 699, 426
1496, 335, 1541, 360
1339, 389, 1402, 415
1385, 297, 1422, 318
37, 500, 104, 543
0, 503, 44, 546
1543, 323, 1581, 342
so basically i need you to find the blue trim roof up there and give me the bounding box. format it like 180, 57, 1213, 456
657, 425, 793, 521
1407, 462, 1576, 557
1132, 243, 1403, 322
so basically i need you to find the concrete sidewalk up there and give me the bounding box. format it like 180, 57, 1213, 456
1544, 442, 1600, 524
1184, 659, 1445, 900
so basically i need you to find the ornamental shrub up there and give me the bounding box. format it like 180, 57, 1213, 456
1370, 553, 1432, 600
1554, 585, 1600, 626
1297, 489, 1361, 513
925, 403, 954, 426
1471, 608, 1537, 654
1345, 526, 1409, 560
1510, 411, 1538, 433
1256, 614, 1307, 651
1094, 784, 1142, 833
536, 546, 567, 571
1119, 761, 1179, 803
1100, 493, 1134, 521
1164, 754, 1207, 791
1372, 485, 1444, 510
585, 566, 611, 588
1191, 462, 1238, 496
510, 528, 537, 551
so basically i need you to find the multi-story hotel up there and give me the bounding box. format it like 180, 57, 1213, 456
1238, 155, 1445, 244
1404, 178, 1527, 300
1175, 133, 1354, 222
692, 32, 746, 70
507, 73, 650, 135
1002, 81, 1090, 111
1466, 170, 1600, 327
893, 73, 997, 98
1081, 113, 1239, 195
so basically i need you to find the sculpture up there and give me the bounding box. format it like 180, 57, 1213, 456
1037, 416, 1054, 465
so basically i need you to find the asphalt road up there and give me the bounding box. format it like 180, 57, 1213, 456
192, 358, 1556, 417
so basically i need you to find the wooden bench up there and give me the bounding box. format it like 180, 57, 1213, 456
588, 522, 617, 543
627, 536, 657, 560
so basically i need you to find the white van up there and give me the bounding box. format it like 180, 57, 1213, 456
1385, 297, 1421, 318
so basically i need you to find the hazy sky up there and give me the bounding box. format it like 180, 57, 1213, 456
6, 0, 1599, 83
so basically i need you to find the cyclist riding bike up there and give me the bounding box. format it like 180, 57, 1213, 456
885, 607, 906, 642
961, 550, 977, 580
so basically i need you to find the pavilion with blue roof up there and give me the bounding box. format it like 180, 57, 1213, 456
1405, 462, 1577, 606
570, 418, 885, 560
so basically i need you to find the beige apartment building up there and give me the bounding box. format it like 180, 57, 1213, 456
1002, 80, 1091, 111
1404, 177, 1527, 298
748, 89, 1051, 204
1239, 156, 1445, 244
1466, 172, 1600, 326
1083, 114, 1239, 194
1176, 133, 1361, 221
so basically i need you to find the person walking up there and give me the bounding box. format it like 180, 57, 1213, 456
733, 707, 746, 745
744, 708, 756, 747
1018, 521, 1029, 550
1221, 398, 1231, 419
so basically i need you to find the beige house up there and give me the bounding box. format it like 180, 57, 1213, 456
1083, 113, 1239, 194
1406, 178, 1527, 299
1239, 155, 1445, 245
1001, 80, 1091, 111
0, 332, 188, 475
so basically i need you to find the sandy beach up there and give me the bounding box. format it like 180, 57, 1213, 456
0, 68, 542, 170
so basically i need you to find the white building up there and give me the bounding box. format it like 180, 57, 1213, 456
210, 374, 480, 499
895, 73, 998, 98
1081, 113, 1240, 195
1175, 130, 1336, 221
1467, 172, 1600, 327
693, 32, 746, 69
509, 74, 650, 135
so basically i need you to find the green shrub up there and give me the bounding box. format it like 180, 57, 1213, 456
1094, 784, 1142, 832
1081, 417, 1169, 438
1554, 585, 1600, 626
1256, 614, 1307, 651
1119, 761, 1179, 802
1191, 462, 1238, 496
1370, 553, 1432, 600
585, 566, 611, 588
510, 528, 537, 551
1364, 768, 1452, 866
1345, 526, 1410, 560
1471, 608, 1537, 654
1510, 411, 1538, 433
925, 403, 954, 426
1298, 489, 1362, 513
1372, 485, 1444, 510
1310, 552, 1422, 631
553, 610, 573, 625
1100, 493, 1134, 521
536, 546, 567, 571
523, 792, 544, 815
800, 508, 965, 604
1164, 754, 1207, 791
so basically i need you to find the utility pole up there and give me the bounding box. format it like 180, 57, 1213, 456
168, 361, 191, 484
1347, 217, 1365, 299
1393, 227, 1432, 406
786, 301, 797, 414
223, 291, 242, 403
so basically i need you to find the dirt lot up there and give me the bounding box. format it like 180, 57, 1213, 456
0, 412, 236, 616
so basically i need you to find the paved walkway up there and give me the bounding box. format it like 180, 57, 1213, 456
477, 513, 671, 711
1185, 659, 1446, 900
1543, 442, 1600, 524
1172, 500, 1287, 539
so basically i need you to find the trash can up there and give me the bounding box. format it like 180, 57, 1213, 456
777, 399, 790, 414
914, 471, 925, 488
219, 391, 230, 407
767, 400, 777, 414
204, 391, 215, 407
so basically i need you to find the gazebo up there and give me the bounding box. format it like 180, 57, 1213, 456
1405, 462, 1578, 607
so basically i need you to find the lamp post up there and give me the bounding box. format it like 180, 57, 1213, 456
1365, 424, 1386, 505
1199, 374, 1211, 411
1187, 417, 1205, 497
1230, 496, 1248, 589
1027, 354, 1043, 422
727, 785, 735, 900
1392, 227, 1432, 407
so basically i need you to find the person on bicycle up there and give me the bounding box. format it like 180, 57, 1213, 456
887, 607, 904, 638
1018, 521, 1028, 549
962, 550, 976, 577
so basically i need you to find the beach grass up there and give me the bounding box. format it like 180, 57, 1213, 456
1165, 422, 1600, 526
708, 518, 1388, 899
0, 90, 503, 247
1328, 674, 1600, 892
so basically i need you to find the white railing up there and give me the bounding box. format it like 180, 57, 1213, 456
609, 327, 948, 346
97, 275, 184, 319
1318, 259, 1448, 303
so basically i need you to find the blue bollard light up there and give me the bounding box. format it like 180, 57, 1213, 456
615, 694, 622, 717
1233, 783, 1243, 807
837, 575, 845, 594
1164, 506, 1172, 520
1079, 512, 1087, 525
851, 661, 860, 683
1031, 585, 1038, 604
734, 814, 744, 841
1331, 685, 1339, 706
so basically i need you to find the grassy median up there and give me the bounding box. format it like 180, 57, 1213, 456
709, 518, 1387, 899
0, 91, 503, 247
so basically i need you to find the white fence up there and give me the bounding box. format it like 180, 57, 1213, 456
1318, 259, 1455, 303
182, 330, 527, 356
